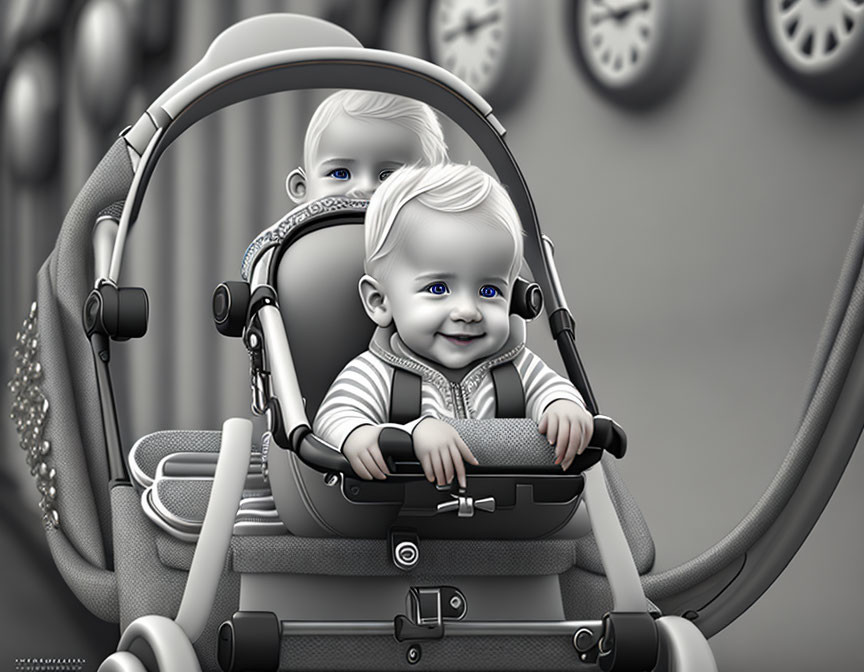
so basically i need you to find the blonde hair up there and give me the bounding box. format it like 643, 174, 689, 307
365, 163, 524, 279
304, 90, 448, 168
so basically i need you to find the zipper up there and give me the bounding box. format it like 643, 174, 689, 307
450, 381, 468, 419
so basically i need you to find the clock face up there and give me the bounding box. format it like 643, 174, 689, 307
427, 0, 509, 96
764, 0, 864, 74
752, 0, 864, 100
577, 0, 663, 89
568, 0, 699, 107
424, 0, 537, 109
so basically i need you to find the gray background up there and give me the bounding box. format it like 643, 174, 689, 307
1, 0, 863, 670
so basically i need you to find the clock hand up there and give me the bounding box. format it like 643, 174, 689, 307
590, 0, 650, 25
442, 10, 501, 42
612, 0, 650, 22
467, 10, 501, 33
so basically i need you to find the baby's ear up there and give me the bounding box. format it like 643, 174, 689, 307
358, 274, 392, 328
285, 167, 307, 204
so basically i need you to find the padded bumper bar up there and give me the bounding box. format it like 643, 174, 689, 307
287, 416, 627, 480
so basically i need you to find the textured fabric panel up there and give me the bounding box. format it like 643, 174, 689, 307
155, 535, 197, 571
195, 567, 240, 672
112, 486, 187, 628
443, 418, 559, 466
279, 634, 584, 671
129, 430, 223, 486
45, 527, 119, 622
111, 486, 239, 672
97, 200, 126, 220
154, 479, 213, 522
39, 137, 134, 569
231, 536, 578, 576
570, 455, 655, 575
559, 565, 616, 621
643, 211, 864, 600
37, 262, 106, 567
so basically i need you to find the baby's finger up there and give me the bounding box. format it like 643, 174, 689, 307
370, 445, 391, 476
563, 429, 581, 471
440, 449, 455, 485
545, 413, 559, 448
348, 454, 373, 480
538, 414, 548, 434
449, 442, 467, 489
420, 455, 435, 483
431, 451, 446, 486
568, 421, 582, 460
455, 435, 479, 466
555, 418, 570, 465
359, 451, 387, 480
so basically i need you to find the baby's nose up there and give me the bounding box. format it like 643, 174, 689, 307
450, 295, 483, 322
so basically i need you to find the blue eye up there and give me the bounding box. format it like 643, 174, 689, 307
480, 285, 500, 299
328, 168, 350, 180
426, 282, 449, 295
379, 169, 394, 181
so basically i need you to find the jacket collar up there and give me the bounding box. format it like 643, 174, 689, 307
368, 319, 525, 397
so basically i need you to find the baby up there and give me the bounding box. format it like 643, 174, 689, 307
313, 163, 594, 488
285, 89, 449, 204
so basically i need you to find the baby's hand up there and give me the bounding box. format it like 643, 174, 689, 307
413, 418, 479, 488
342, 425, 390, 480
538, 400, 594, 471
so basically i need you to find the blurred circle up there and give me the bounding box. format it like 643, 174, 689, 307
3, 44, 60, 184
117, 0, 175, 56
752, 0, 864, 101
74, 0, 135, 128
3, 0, 66, 49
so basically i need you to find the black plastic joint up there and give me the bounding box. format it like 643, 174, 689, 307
287, 423, 310, 453
286, 422, 312, 453
83, 284, 149, 341
247, 285, 279, 321
597, 612, 659, 672
511, 278, 544, 320
264, 397, 293, 450
549, 308, 575, 339
217, 611, 280, 672
212, 281, 250, 338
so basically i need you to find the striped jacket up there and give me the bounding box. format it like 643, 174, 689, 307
313, 327, 585, 451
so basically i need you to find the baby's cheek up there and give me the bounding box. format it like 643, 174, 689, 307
491, 309, 511, 342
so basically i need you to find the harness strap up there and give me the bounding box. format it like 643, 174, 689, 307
490, 362, 526, 418
389, 368, 422, 424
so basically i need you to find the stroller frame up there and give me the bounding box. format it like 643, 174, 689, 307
23, 10, 864, 672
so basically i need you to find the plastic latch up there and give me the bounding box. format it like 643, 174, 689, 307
393, 586, 467, 642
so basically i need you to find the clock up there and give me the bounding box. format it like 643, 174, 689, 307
751, 0, 864, 101
567, 0, 701, 108
423, 0, 539, 111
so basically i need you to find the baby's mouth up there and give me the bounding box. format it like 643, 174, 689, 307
439, 332, 485, 346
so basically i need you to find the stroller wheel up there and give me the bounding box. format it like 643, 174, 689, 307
97, 652, 148, 672
103, 615, 202, 672
654, 616, 718, 672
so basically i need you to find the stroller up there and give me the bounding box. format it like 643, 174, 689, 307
14, 12, 864, 672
